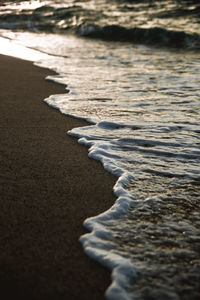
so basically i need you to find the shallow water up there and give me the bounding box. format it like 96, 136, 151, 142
0, 0, 200, 299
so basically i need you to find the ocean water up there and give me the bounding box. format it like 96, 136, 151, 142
0, 1, 200, 299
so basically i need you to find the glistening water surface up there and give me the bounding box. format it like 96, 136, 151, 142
0, 0, 200, 299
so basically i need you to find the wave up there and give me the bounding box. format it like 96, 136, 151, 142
0, 2, 200, 51
77, 25, 200, 50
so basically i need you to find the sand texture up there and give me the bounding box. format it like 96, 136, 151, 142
0, 55, 116, 300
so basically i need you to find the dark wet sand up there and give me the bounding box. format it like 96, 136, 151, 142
0, 54, 116, 300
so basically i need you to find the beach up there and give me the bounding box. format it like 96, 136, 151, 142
0, 54, 116, 300
0, 1, 200, 298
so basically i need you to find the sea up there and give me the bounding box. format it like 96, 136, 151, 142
0, 0, 199, 299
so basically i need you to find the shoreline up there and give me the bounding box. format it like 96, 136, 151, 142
0, 54, 116, 299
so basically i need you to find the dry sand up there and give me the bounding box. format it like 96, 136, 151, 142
0, 54, 116, 300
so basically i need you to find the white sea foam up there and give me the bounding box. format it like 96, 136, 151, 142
79, 173, 138, 300
43, 33, 199, 299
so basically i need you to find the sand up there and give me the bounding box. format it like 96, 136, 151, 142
0, 54, 116, 300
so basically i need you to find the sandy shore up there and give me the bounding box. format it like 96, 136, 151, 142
0, 54, 116, 300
